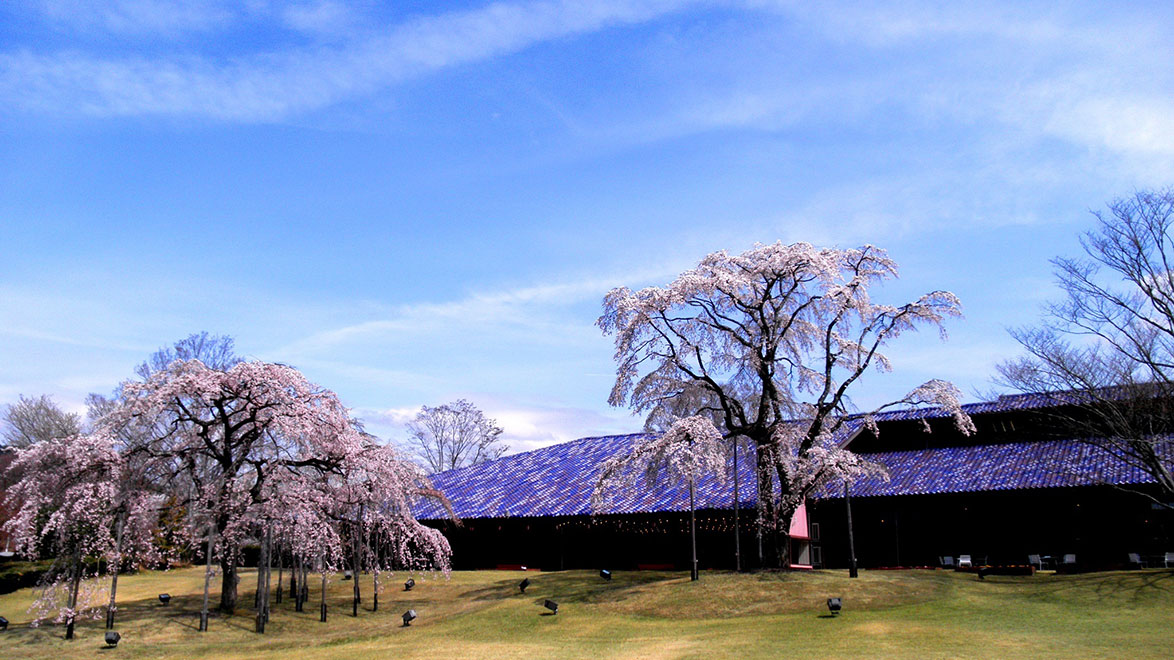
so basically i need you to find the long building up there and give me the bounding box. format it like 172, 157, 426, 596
416, 393, 1171, 571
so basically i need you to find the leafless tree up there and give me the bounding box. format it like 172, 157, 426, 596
998, 190, 1174, 503
1, 394, 81, 448
406, 400, 506, 473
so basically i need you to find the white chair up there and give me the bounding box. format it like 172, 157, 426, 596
958, 555, 973, 568
1061, 554, 1077, 568
1028, 554, 1042, 571
1165, 552, 1173, 568
940, 556, 955, 569
1128, 553, 1148, 568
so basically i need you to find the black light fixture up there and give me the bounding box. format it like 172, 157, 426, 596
343, 570, 353, 580
544, 599, 559, 615
519, 578, 530, 594
599, 569, 612, 581
826, 597, 842, 616
105, 631, 121, 646
402, 609, 417, 626
158, 593, 171, 605
404, 578, 415, 591
0, 615, 8, 631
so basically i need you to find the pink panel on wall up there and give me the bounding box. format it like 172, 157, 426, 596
789, 502, 810, 539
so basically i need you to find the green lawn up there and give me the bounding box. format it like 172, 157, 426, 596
0, 566, 1170, 659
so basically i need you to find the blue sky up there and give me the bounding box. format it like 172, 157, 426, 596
2, 0, 1173, 452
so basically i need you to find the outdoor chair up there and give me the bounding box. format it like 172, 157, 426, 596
1128, 553, 1148, 568
1165, 552, 1173, 568
958, 555, 973, 568
1061, 554, 1077, 567
1028, 554, 1042, 571
940, 556, 955, 569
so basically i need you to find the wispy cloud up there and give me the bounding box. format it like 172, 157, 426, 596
277, 268, 680, 358
2, 0, 699, 120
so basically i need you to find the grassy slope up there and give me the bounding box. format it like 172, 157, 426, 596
0, 567, 1170, 659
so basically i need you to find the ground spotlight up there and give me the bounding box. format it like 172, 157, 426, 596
158, 593, 171, 605
105, 630, 121, 646
402, 609, 417, 626
600, 569, 612, 581
0, 615, 8, 631
827, 597, 842, 616
404, 578, 415, 591
519, 578, 530, 594
544, 599, 559, 615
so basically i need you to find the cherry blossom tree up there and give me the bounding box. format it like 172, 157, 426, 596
2, 432, 160, 639
94, 356, 453, 628
592, 416, 728, 580
97, 359, 375, 614
599, 242, 974, 567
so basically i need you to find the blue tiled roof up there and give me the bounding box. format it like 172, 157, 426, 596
824, 439, 1164, 498
416, 433, 759, 520
415, 393, 1166, 521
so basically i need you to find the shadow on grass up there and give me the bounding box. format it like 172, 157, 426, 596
992, 568, 1174, 605
457, 570, 675, 607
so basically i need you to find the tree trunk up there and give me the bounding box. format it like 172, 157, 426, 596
65, 547, 82, 640
256, 526, 271, 633
219, 555, 240, 613
352, 513, 363, 617
300, 561, 308, 605
372, 542, 380, 613
319, 560, 328, 623
106, 517, 125, 629
755, 445, 778, 567
200, 523, 215, 632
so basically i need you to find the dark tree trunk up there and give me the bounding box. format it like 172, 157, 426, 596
300, 561, 308, 605
319, 560, 328, 623
256, 526, 271, 633
755, 445, 782, 568
65, 547, 82, 640
219, 555, 240, 613
352, 514, 363, 617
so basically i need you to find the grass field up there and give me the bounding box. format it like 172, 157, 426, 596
0, 566, 1171, 659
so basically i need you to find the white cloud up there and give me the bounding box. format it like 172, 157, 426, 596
2, 0, 700, 120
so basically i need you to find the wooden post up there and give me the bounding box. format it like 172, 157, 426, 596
106, 516, 125, 629
689, 478, 699, 581
845, 481, 858, 579
275, 544, 283, 604
733, 438, 741, 572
